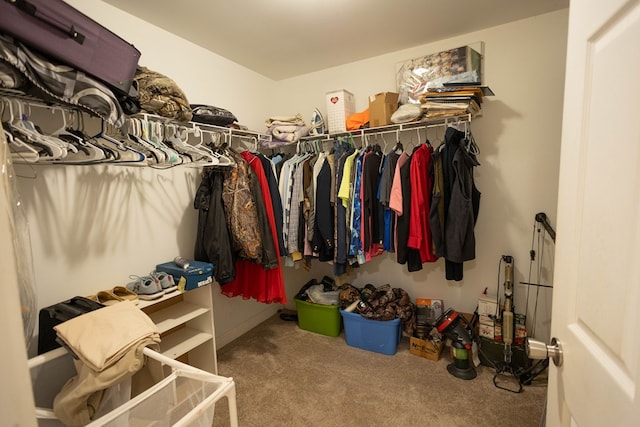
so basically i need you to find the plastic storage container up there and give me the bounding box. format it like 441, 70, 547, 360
295, 298, 342, 337
340, 309, 402, 355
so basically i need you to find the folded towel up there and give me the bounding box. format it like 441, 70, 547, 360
269, 124, 310, 142
264, 113, 305, 127
54, 300, 159, 372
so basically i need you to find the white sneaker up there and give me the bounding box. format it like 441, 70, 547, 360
150, 270, 178, 293
126, 275, 164, 300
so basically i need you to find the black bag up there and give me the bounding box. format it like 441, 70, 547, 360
294, 279, 317, 301
191, 104, 238, 127
37, 296, 104, 355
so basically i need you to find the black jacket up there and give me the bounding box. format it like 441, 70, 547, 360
193, 169, 236, 284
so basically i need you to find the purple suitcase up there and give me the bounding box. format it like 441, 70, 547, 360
0, 0, 140, 95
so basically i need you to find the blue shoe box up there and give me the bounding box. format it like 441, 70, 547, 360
156, 260, 214, 291
339, 309, 402, 355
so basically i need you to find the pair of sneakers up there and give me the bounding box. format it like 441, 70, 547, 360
126, 271, 178, 301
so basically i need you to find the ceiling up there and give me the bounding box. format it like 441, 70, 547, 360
102, 0, 569, 81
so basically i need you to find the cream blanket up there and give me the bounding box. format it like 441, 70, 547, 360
54, 300, 159, 372
264, 113, 310, 147
52, 301, 161, 426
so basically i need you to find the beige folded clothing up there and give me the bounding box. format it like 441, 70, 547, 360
264, 113, 306, 127
53, 336, 160, 426
54, 300, 160, 372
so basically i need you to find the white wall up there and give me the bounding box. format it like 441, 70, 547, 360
274, 10, 568, 344
11, 1, 568, 358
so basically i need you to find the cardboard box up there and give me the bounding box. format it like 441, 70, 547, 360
415, 298, 444, 328
410, 337, 445, 361
156, 260, 213, 291
326, 89, 356, 133
514, 313, 527, 344
368, 92, 399, 128
478, 294, 498, 324
479, 322, 495, 339
494, 323, 502, 341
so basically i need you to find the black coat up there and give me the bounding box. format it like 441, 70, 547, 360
312, 159, 334, 262
194, 169, 236, 284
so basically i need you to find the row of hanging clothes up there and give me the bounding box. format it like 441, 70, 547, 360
265, 118, 481, 281
193, 135, 287, 304
0, 97, 247, 168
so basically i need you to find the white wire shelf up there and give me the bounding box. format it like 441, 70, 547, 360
299, 113, 473, 143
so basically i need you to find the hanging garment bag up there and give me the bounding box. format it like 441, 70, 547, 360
0, 0, 140, 96
37, 296, 105, 355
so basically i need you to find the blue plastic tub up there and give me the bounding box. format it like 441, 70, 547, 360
339, 309, 402, 355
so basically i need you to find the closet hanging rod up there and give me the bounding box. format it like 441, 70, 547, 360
299, 113, 471, 143
359, 113, 472, 135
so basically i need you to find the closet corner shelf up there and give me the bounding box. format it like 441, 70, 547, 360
144, 301, 209, 334
299, 113, 473, 143
158, 327, 213, 360
136, 288, 187, 310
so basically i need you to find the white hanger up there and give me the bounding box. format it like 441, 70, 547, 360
4, 125, 39, 163
126, 117, 165, 165
151, 120, 182, 166
92, 118, 147, 164
9, 100, 67, 161
48, 108, 79, 155
189, 127, 237, 167
1, 100, 40, 163
166, 125, 212, 166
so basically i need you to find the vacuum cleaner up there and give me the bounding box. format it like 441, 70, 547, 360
434, 308, 477, 380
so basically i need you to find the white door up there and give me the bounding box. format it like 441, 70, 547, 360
546, 0, 640, 425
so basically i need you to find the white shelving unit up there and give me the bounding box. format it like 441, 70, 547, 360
138, 285, 217, 375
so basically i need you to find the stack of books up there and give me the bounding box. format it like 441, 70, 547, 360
418, 84, 494, 119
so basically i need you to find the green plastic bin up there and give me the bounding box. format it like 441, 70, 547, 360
295, 298, 342, 337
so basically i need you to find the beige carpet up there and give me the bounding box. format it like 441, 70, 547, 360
212, 314, 547, 427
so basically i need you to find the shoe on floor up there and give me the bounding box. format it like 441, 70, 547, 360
150, 270, 178, 293
279, 309, 298, 322
126, 275, 164, 300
